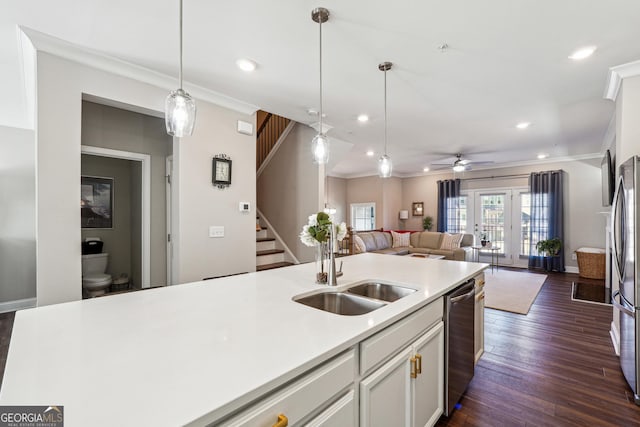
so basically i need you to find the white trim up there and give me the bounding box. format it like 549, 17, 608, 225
256, 209, 299, 264
256, 121, 296, 178
604, 59, 640, 101
0, 298, 36, 314
19, 26, 258, 116
565, 266, 579, 274
81, 145, 152, 288
166, 156, 173, 286
610, 320, 620, 356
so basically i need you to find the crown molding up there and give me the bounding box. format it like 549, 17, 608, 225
19, 26, 259, 116
604, 59, 640, 101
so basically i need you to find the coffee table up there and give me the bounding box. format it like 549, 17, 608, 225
404, 254, 445, 260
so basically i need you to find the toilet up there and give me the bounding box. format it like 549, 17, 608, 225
82, 253, 112, 298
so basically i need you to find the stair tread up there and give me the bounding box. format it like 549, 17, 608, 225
256, 237, 276, 242
256, 227, 267, 231
256, 249, 284, 256
257, 262, 294, 271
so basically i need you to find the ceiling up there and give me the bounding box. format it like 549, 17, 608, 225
2, 0, 640, 177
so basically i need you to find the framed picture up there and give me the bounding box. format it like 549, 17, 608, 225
212, 156, 232, 188
412, 202, 424, 217
81, 176, 113, 228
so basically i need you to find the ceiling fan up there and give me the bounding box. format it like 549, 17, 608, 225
431, 153, 494, 172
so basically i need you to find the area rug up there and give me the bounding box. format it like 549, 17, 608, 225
571, 282, 611, 306
484, 269, 547, 315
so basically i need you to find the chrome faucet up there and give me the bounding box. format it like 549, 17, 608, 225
327, 224, 338, 286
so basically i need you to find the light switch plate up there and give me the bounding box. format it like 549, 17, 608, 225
209, 226, 224, 238
239, 202, 250, 213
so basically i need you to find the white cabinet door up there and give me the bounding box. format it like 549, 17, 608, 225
360, 347, 413, 427
412, 322, 444, 427
306, 391, 356, 427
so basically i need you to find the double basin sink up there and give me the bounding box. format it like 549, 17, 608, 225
294, 282, 416, 316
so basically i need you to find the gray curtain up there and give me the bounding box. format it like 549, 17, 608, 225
528, 170, 565, 271
437, 179, 461, 232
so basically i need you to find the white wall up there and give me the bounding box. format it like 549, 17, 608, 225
35, 51, 256, 305
257, 123, 322, 263
0, 125, 36, 304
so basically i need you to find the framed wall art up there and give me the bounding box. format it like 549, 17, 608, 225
212, 154, 232, 189
81, 176, 113, 228
412, 202, 424, 216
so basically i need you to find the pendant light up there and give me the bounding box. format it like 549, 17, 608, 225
165, 0, 196, 137
378, 62, 393, 178
311, 7, 330, 164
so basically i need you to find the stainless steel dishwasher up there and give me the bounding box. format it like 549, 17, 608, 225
444, 279, 476, 416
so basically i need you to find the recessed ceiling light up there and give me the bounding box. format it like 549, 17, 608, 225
537, 153, 548, 160
516, 122, 531, 129
236, 58, 257, 72
366, 150, 375, 157
568, 46, 596, 60
423, 167, 430, 172
357, 114, 369, 122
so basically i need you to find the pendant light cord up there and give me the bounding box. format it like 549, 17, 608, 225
384, 67, 387, 156
179, 0, 183, 90
319, 18, 323, 134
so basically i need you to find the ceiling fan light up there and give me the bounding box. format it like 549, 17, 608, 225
165, 88, 196, 137
378, 154, 393, 178
453, 164, 466, 172
312, 133, 330, 164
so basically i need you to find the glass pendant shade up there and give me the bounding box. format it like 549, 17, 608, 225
312, 133, 330, 164
378, 154, 393, 178
165, 88, 196, 137
453, 164, 466, 172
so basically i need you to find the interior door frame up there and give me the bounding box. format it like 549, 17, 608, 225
166, 155, 173, 286
81, 145, 152, 288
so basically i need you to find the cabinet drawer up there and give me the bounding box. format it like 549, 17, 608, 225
360, 300, 443, 375
221, 349, 355, 427
306, 390, 356, 427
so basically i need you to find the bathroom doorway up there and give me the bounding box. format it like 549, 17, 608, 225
81, 101, 173, 295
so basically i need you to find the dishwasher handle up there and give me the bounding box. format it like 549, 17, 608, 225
450, 288, 475, 304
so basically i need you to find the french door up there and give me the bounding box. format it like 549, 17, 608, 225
462, 188, 530, 267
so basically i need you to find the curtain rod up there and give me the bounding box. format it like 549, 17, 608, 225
458, 173, 530, 181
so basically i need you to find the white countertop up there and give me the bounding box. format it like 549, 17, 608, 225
0, 253, 486, 426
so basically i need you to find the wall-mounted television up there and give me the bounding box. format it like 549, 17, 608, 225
602, 149, 614, 207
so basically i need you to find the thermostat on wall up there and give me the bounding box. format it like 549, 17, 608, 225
239, 202, 251, 213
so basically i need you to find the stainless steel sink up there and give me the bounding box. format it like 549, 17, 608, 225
346, 282, 416, 302
294, 292, 386, 316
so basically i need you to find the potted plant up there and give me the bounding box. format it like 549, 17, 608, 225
479, 232, 490, 247
536, 237, 562, 257
422, 216, 433, 231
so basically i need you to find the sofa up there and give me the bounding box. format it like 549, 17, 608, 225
351, 229, 474, 261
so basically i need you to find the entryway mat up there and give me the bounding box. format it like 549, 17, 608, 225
571, 282, 610, 305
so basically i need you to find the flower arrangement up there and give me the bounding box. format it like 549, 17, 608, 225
300, 212, 347, 284
300, 212, 347, 247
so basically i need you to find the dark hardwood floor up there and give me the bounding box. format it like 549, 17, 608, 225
0, 272, 638, 426
438, 270, 640, 427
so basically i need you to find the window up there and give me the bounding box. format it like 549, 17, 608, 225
478, 194, 505, 253
529, 192, 550, 256
445, 196, 467, 233
350, 203, 376, 231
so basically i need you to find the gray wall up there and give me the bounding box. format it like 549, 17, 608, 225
258, 123, 322, 263
81, 155, 139, 286
0, 126, 36, 303
81, 101, 171, 286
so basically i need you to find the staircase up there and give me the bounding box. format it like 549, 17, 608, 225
256, 222, 294, 271
256, 110, 291, 171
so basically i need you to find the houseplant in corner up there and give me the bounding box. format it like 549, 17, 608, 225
536, 237, 562, 271
300, 212, 347, 284
422, 216, 433, 231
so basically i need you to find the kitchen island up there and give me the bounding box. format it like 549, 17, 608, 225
0, 253, 486, 426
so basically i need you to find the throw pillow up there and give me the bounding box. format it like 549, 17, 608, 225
391, 231, 411, 248
440, 233, 463, 250
353, 235, 367, 254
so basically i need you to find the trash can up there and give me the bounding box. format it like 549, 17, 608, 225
575, 247, 605, 279
111, 274, 130, 292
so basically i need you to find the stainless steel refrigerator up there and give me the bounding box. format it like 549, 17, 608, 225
612, 155, 640, 405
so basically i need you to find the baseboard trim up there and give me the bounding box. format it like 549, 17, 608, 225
0, 297, 36, 314
565, 266, 579, 274
610, 320, 620, 356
